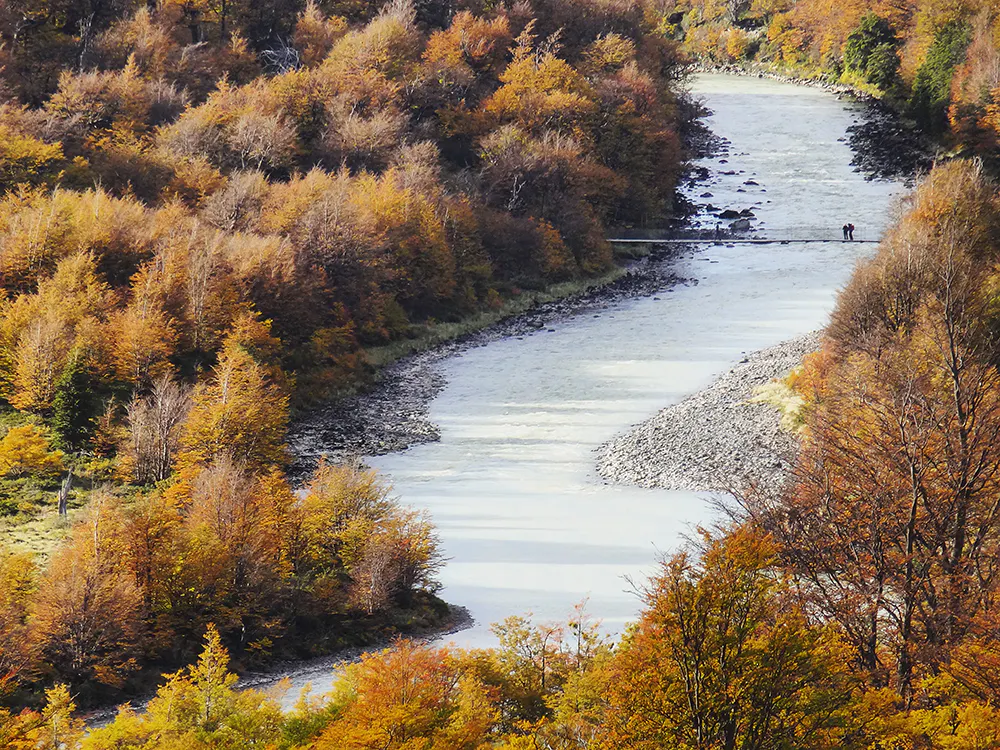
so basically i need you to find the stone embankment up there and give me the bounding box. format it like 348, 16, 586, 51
596, 333, 818, 494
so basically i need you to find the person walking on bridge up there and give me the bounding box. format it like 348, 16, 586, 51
842, 223, 849, 241
848, 223, 855, 241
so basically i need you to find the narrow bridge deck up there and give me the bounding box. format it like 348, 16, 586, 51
608, 238, 881, 245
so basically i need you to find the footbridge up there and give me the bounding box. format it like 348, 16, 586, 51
608, 237, 881, 245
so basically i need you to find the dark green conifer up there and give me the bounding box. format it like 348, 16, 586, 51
50, 351, 95, 451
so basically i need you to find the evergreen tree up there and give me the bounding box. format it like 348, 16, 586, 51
843, 14, 900, 90
50, 351, 96, 451
909, 20, 971, 132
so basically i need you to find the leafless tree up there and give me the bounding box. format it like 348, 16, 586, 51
126, 376, 192, 484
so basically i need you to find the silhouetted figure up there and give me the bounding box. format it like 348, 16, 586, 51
848, 223, 855, 241
842, 224, 849, 241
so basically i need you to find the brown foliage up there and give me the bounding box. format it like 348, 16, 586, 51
746, 160, 1000, 700
29, 490, 143, 689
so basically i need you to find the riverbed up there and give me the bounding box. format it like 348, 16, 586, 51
268, 72, 905, 702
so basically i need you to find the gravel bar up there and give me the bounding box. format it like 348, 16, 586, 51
596, 333, 818, 493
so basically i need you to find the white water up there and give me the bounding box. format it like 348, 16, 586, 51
269, 73, 905, 702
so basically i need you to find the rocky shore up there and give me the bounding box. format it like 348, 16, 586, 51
596, 333, 819, 493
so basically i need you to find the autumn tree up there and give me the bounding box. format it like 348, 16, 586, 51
312, 640, 498, 750
293, 1, 348, 67
294, 462, 443, 616
82, 624, 284, 750
0, 424, 64, 478
751, 161, 1000, 699
177, 323, 289, 471
29, 489, 143, 692
0, 121, 64, 194
118, 491, 182, 618
0, 548, 36, 698
2, 252, 115, 413
600, 526, 873, 750
0, 684, 84, 750
484, 23, 598, 135
179, 458, 292, 649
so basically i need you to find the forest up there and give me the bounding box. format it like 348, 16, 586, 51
664, 0, 1000, 148
0, 0, 688, 723
22, 157, 1000, 749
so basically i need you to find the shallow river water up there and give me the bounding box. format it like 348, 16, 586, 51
265, 72, 905, 702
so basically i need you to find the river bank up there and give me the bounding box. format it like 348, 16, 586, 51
596, 332, 816, 494
85, 70, 913, 725
83, 603, 475, 725
236, 605, 474, 706
279, 72, 903, 651
288, 250, 694, 478
286, 81, 762, 477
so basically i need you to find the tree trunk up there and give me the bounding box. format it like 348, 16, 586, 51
57, 473, 71, 518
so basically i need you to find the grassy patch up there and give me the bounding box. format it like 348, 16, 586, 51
609, 241, 654, 260
1, 506, 77, 560
749, 373, 806, 433
0, 457, 116, 561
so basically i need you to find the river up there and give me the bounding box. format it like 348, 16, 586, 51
262, 72, 905, 703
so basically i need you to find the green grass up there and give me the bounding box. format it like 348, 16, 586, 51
608, 242, 655, 261
2, 507, 77, 560
0, 411, 114, 560
0, 479, 88, 561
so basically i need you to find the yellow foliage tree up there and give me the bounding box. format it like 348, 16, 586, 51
108, 301, 177, 388
484, 25, 597, 135
177, 333, 289, 471
0, 424, 64, 478
82, 624, 284, 750
313, 641, 498, 750
29, 490, 143, 688
0, 124, 64, 192
0, 684, 84, 750
0, 548, 35, 698
3, 252, 115, 412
